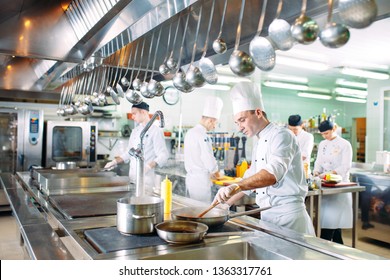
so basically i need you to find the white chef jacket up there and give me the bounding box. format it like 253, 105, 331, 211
120, 122, 169, 191
314, 135, 353, 229
243, 122, 315, 236
296, 129, 314, 172
184, 124, 219, 203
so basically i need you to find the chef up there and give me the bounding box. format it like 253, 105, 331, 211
184, 96, 224, 203
313, 120, 353, 244
213, 82, 315, 236
288, 114, 314, 176
104, 102, 169, 191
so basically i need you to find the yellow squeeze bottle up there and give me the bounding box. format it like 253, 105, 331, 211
161, 175, 172, 215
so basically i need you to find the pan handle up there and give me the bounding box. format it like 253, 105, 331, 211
228, 206, 271, 219
131, 213, 156, 219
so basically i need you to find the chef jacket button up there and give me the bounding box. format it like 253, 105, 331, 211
255, 160, 257, 162
265, 140, 267, 142
262, 158, 264, 160
262, 192, 265, 194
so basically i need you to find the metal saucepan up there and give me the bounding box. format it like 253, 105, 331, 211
337, 0, 377, 29
171, 206, 270, 228
155, 220, 245, 244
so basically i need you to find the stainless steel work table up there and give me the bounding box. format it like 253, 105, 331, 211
306, 185, 365, 248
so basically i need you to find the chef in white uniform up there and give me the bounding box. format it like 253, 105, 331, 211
105, 102, 169, 192
213, 82, 315, 236
288, 114, 314, 176
313, 120, 352, 244
184, 96, 223, 203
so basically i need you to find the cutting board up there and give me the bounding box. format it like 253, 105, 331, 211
321, 182, 358, 188
212, 176, 241, 186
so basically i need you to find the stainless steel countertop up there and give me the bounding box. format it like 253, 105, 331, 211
2, 171, 387, 260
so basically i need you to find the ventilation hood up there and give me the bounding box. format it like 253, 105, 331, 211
0, 0, 389, 104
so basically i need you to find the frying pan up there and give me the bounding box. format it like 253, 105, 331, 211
171, 206, 270, 228
155, 220, 245, 244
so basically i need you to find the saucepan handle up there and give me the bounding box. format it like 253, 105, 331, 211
228, 206, 271, 218
131, 213, 156, 219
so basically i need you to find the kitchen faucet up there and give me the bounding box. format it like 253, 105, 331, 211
128, 111, 165, 196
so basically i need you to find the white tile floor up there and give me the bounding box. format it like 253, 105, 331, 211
1, 211, 389, 260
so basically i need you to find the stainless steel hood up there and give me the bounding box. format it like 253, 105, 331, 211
0, 0, 388, 104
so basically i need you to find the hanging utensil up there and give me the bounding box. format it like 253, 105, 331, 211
199, 0, 218, 85
166, 19, 181, 71
291, 0, 319, 44
319, 0, 350, 48
337, 0, 377, 29
125, 39, 143, 104
140, 31, 155, 98
249, 0, 275, 71
268, 0, 295, 51
186, 5, 206, 88
159, 21, 173, 76
172, 12, 193, 93
115, 33, 130, 98
148, 27, 165, 97
212, 0, 228, 54
229, 0, 255, 77
120, 29, 133, 87
132, 38, 146, 90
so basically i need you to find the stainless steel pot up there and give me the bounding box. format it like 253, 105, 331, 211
117, 196, 163, 235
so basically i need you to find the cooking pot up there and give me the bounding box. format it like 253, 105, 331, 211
117, 196, 163, 235
171, 206, 270, 228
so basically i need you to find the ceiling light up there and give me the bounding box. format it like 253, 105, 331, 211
335, 96, 367, 103
336, 79, 367, 89
298, 92, 332, 100
341, 60, 389, 71
198, 84, 231, 91
263, 81, 309, 91
277, 56, 329, 71
341, 67, 389, 80
334, 87, 367, 97
266, 73, 308, 84
217, 75, 251, 84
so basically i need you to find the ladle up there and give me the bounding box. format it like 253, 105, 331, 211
125, 39, 143, 104
109, 37, 124, 105
115, 33, 129, 98
132, 38, 146, 90
166, 19, 181, 72
120, 29, 133, 88
159, 22, 173, 76
319, 0, 350, 48
186, 5, 206, 88
249, 0, 276, 71
337, 0, 377, 29
228, 0, 255, 77
172, 12, 193, 93
291, 0, 319, 44
199, 0, 218, 85
268, 0, 294, 51
212, 0, 228, 54
147, 27, 165, 97
140, 31, 155, 98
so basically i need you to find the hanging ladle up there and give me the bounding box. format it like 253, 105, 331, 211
199, 0, 218, 85
228, 0, 255, 77
337, 0, 377, 29
139, 31, 155, 98
115, 32, 130, 98
166, 19, 181, 72
291, 0, 319, 45
132, 37, 146, 90
319, 0, 350, 48
186, 5, 206, 88
125, 39, 143, 105
172, 12, 193, 93
249, 0, 276, 71
268, 0, 294, 51
159, 21, 173, 76
212, 0, 228, 54
148, 26, 165, 97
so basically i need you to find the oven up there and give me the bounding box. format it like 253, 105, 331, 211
43, 121, 98, 168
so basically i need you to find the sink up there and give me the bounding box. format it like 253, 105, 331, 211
141, 240, 289, 260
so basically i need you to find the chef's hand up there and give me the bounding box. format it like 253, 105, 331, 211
104, 160, 117, 169
144, 164, 152, 174
211, 170, 223, 180
215, 203, 231, 211
214, 184, 241, 204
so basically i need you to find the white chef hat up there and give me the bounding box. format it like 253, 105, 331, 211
202, 96, 223, 119
230, 82, 264, 115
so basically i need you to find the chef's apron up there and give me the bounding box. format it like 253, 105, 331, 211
186, 171, 212, 203
321, 193, 352, 228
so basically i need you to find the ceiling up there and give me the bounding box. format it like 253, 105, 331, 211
0, 0, 389, 104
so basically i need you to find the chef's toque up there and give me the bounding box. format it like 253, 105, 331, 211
203, 96, 223, 119
230, 82, 264, 115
